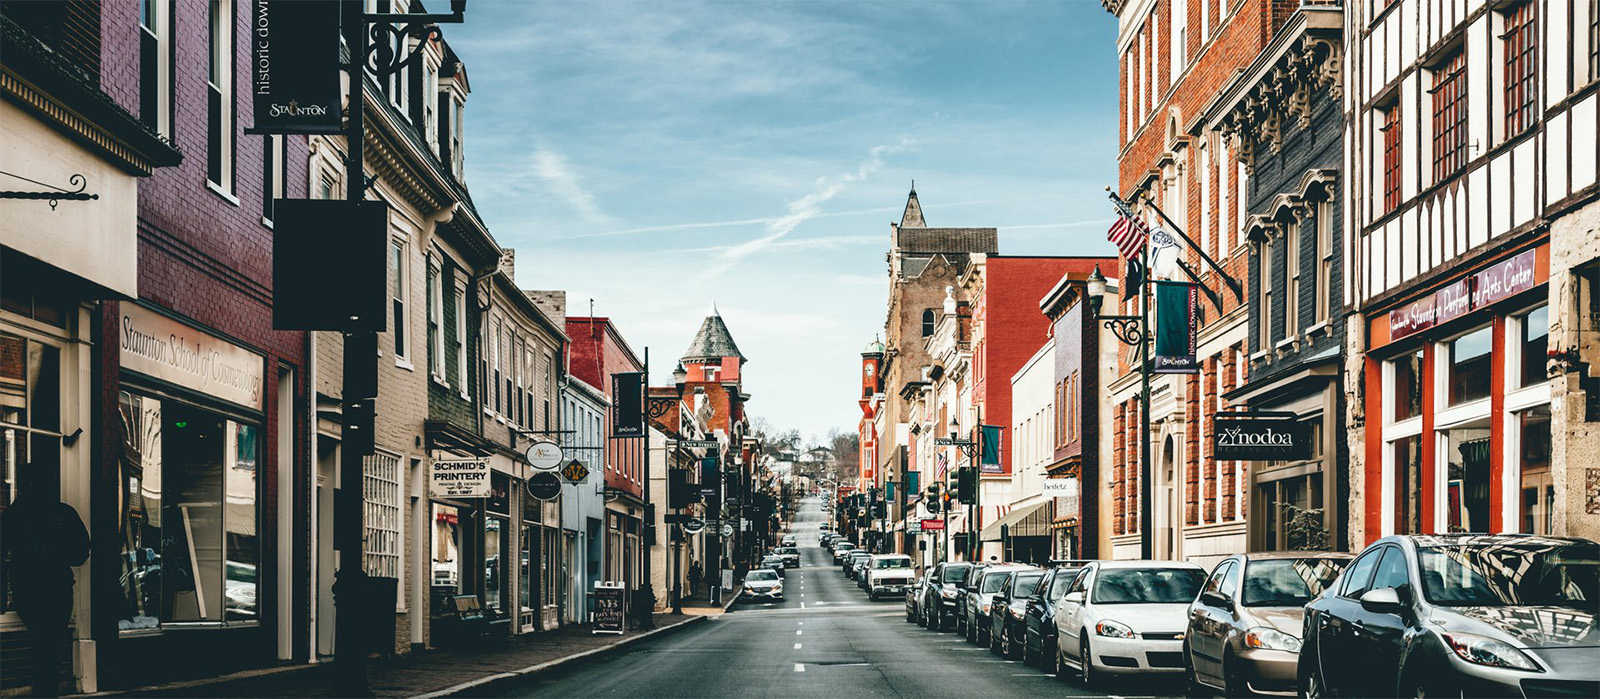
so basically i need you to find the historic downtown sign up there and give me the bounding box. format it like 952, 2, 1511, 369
249, 0, 342, 134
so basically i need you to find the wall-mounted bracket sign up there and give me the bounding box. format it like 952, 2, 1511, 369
1212, 411, 1313, 461
430, 459, 489, 498
526, 440, 564, 470
527, 472, 562, 501
248, 0, 342, 134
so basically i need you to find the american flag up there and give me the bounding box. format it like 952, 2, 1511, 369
936, 452, 948, 481
1107, 214, 1148, 260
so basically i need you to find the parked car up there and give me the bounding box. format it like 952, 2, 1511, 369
966, 565, 1029, 645
832, 541, 858, 562
852, 552, 877, 586
867, 554, 916, 600
920, 562, 974, 631
846, 550, 873, 579
1052, 560, 1207, 688
1023, 563, 1089, 667
906, 575, 928, 622
781, 534, 797, 547
955, 563, 991, 636
775, 546, 800, 568
1299, 534, 1599, 699
1184, 551, 1350, 696
743, 568, 785, 601
990, 567, 1046, 658
821, 533, 839, 548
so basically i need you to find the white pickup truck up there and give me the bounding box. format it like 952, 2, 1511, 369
866, 554, 916, 600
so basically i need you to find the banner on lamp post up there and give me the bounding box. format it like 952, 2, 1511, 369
248, 0, 342, 134
1153, 281, 1199, 374
979, 425, 1003, 475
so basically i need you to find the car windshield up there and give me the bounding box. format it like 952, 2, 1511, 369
1418, 540, 1599, 609
875, 558, 911, 569
981, 572, 1011, 593
1092, 568, 1205, 604
1242, 558, 1350, 607
943, 565, 972, 583
762, 557, 782, 564
1012, 572, 1045, 596
836, 543, 855, 550
748, 570, 779, 582
777, 547, 797, 554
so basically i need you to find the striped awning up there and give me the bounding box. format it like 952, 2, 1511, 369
980, 500, 1051, 541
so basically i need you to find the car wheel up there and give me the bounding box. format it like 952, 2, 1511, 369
1299, 659, 1326, 699
1021, 634, 1034, 665
1003, 626, 1017, 659
1221, 650, 1248, 698
1078, 635, 1099, 690
1053, 645, 1068, 679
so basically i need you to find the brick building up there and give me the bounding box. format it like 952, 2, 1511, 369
1039, 274, 1121, 561
1210, 2, 1349, 552
673, 305, 754, 593
1102, 0, 1297, 563
565, 317, 646, 589
2, 0, 185, 691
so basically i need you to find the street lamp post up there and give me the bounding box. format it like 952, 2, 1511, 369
1084, 264, 1154, 561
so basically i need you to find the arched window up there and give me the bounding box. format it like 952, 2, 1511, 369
921, 309, 935, 337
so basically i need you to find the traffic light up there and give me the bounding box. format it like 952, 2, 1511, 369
925, 497, 940, 514
956, 468, 977, 504
872, 500, 886, 519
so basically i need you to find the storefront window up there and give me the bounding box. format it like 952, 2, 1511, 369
485, 516, 505, 612
1518, 405, 1552, 535
116, 391, 260, 629
1391, 351, 1423, 422
1518, 306, 1548, 388
1442, 420, 1492, 533
520, 523, 534, 624
2, 331, 62, 614
1447, 327, 1493, 405
1392, 435, 1422, 534
1260, 473, 1325, 551
431, 502, 461, 590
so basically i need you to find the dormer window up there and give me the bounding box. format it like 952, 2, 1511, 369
704, 366, 719, 382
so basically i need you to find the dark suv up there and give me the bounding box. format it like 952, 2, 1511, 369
990, 567, 1046, 658
919, 562, 973, 631
1022, 563, 1087, 667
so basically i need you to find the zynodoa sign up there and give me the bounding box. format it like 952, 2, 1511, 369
1212, 412, 1312, 461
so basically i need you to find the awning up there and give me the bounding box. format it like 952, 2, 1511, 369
980, 500, 1051, 541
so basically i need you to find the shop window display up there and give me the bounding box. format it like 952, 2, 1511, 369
116, 391, 259, 631
484, 516, 505, 612
1392, 350, 1423, 422
1446, 327, 1493, 405
1518, 405, 1552, 535
1, 331, 62, 614
1518, 306, 1548, 388
1442, 420, 1492, 533
1392, 435, 1423, 534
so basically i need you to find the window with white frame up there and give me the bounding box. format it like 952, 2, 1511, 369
1315, 200, 1332, 325
139, 0, 172, 138
1171, 0, 1188, 73
1199, 139, 1212, 258
1218, 139, 1232, 253
1258, 236, 1274, 351
262, 134, 286, 223
427, 255, 443, 379
363, 451, 403, 578
1508, 305, 1552, 534
206, 0, 234, 193
455, 282, 468, 392
390, 238, 408, 359
1286, 219, 1301, 338
492, 318, 503, 414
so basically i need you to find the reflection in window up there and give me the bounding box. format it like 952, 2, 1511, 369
1444, 422, 1492, 533
118, 392, 163, 630
1448, 327, 1493, 405
3, 333, 61, 614
1392, 436, 1422, 534
225, 421, 258, 620
1519, 405, 1553, 535
1519, 306, 1548, 388
1392, 351, 1423, 422
485, 516, 505, 612
163, 402, 224, 622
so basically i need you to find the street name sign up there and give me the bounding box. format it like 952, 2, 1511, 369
679, 439, 719, 449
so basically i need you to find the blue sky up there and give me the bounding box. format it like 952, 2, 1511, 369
449, 0, 1120, 441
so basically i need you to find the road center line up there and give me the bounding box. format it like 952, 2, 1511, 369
796, 629, 802, 635
794, 643, 802, 649
794, 664, 805, 672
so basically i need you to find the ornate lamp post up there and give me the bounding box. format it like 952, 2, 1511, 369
1083, 265, 1154, 560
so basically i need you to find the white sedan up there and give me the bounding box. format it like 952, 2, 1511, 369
1052, 560, 1206, 689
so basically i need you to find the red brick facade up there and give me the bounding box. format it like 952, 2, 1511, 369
567, 317, 645, 497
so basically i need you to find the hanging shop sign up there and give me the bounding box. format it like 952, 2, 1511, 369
682, 519, 706, 534
979, 425, 1004, 475
592, 583, 625, 635
526, 440, 564, 471
720, 523, 735, 537
527, 472, 563, 501
1212, 412, 1313, 461
430, 459, 490, 498
1153, 281, 1200, 374
561, 459, 590, 484
1041, 478, 1078, 497
248, 0, 342, 134
612, 372, 645, 437
1390, 249, 1540, 341
120, 304, 266, 411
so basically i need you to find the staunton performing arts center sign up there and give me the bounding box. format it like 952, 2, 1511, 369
249, 0, 342, 134
1213, 412, 1313, 461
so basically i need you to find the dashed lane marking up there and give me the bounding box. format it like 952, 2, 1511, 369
794, 643, 802, 649
796, 629, 802, 635
794, 664, 805, 672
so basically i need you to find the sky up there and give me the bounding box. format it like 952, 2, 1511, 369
449, 0, 1121, 442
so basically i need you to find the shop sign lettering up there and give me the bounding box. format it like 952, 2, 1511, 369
430, 459, 490, 498
1390, 250, 1538, 341
120, 304, 265, 410
1213, 416, 1313, 461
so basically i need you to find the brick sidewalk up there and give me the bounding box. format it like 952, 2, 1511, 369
87, 596, 737, 699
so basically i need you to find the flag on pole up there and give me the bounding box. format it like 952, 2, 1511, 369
936, 452, 948, 481
1148, 227, 1181, 280
1107, 214, 1148, 260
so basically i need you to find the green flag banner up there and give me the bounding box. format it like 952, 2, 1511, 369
1153, 281, 1199, 374
980, 425, 1003, 473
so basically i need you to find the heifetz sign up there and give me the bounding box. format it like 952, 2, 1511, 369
1389, 249, 1538, 341
430, 459, 490, 497
1213, 412, 1313, 461
120, 304, 265, 411
249, 0, 341, 134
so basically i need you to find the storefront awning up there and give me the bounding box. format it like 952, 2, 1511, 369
980, 500, 1051, 541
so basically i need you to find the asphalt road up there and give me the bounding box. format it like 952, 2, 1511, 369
499, 497, 1187, 698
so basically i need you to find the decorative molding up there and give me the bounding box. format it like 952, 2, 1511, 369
1217, 14, 1343, 174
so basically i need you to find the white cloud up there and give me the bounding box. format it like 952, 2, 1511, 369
529, 148, 610, 224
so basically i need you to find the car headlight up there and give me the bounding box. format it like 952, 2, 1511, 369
1244, 627, 1301, 653
1095, 620, 1135, 639
940, 588, 957, 598
981, 603, 992, 614
1442, 632, 1542, 672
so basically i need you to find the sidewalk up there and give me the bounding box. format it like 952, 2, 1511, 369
85, 592, 739, 699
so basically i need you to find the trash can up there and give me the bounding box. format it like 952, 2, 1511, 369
365, 576, 399, 655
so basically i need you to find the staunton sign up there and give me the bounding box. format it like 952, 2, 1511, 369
249, 0, 341, 134
1213, 413, 1313, 461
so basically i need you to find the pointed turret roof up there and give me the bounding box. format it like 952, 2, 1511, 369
682, 304, 745, 362
899, 182, 925, 228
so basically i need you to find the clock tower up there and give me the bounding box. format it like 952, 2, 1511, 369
860, 337, 884, 403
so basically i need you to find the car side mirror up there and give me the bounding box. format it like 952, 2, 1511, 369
1064, 591, 1084, 604
1359, 587, 1404, 614
1200, 590, 1234, 610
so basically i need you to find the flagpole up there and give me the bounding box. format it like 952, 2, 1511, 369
1138, 227, 1155, 561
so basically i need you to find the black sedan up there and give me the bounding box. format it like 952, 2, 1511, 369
989, 568, 1045, 658
919, 562, 973, 631
1022, 563, 1085, 667
1300, 534, 1599, 698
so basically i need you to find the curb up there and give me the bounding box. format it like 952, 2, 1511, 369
419, 589, 741, 698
